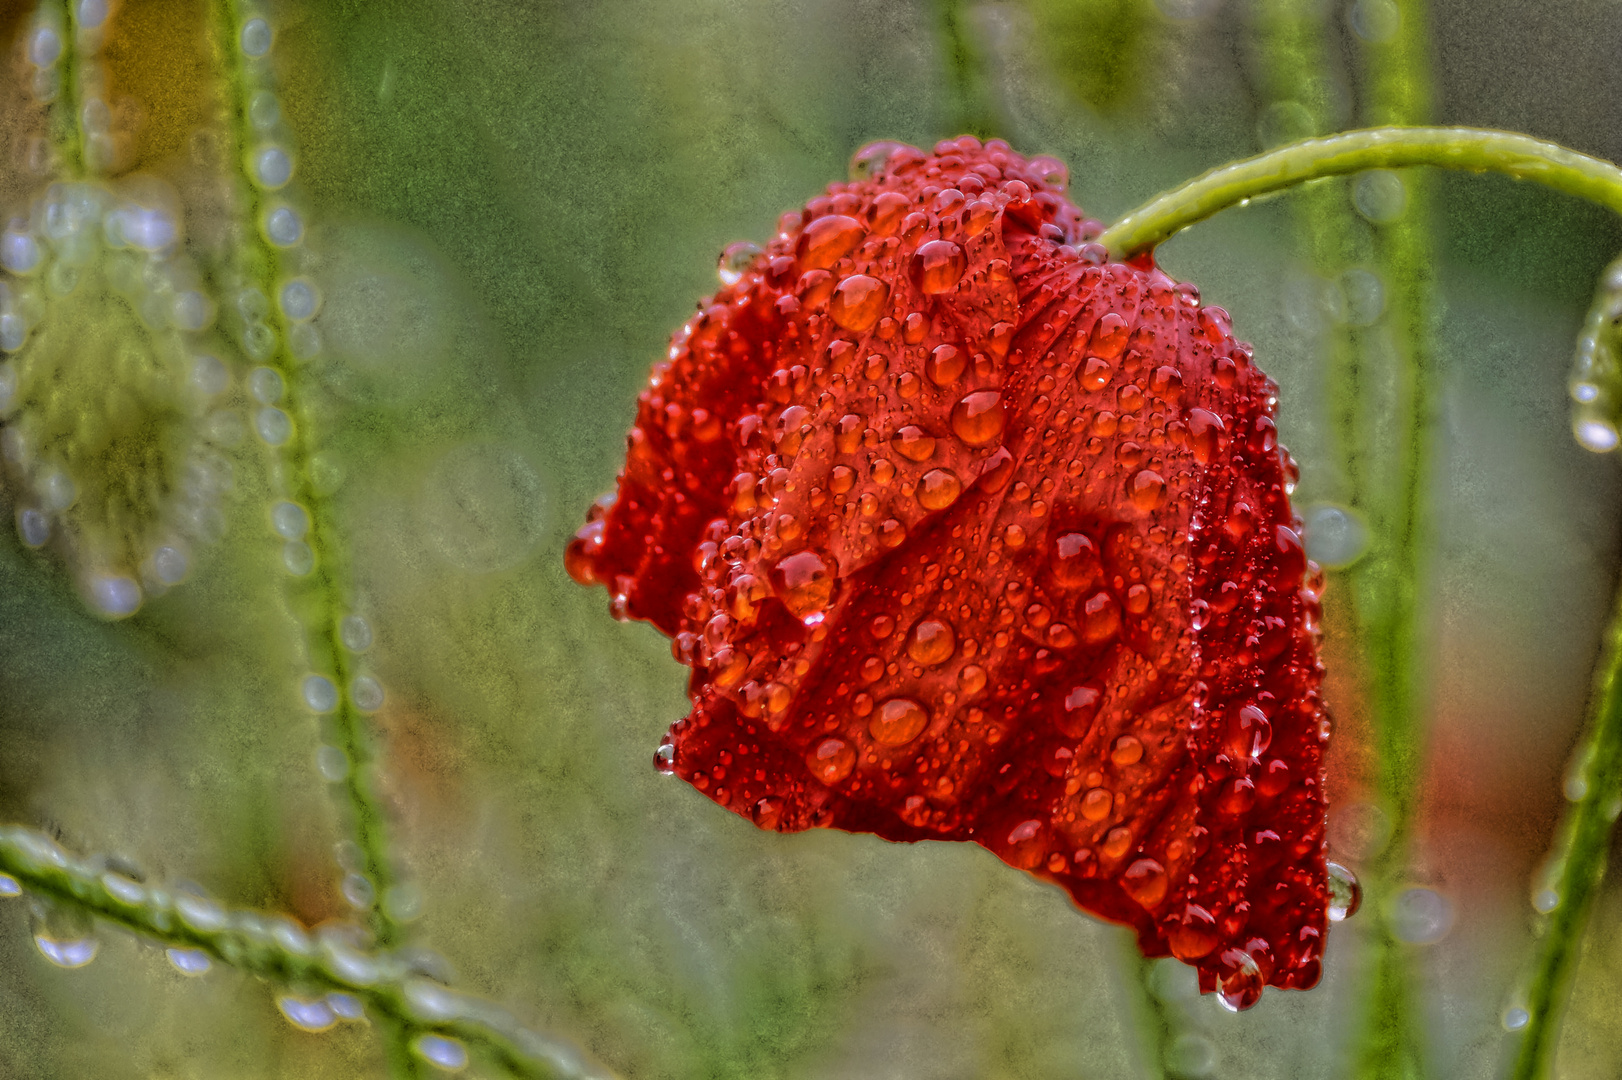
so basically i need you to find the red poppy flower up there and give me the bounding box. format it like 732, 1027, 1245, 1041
567, 136, 1329, 1008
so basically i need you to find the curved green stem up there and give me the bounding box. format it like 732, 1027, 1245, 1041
1099, 127, 1622, 259
0, 826, 607, 1080
1510, 586, 1622, 1079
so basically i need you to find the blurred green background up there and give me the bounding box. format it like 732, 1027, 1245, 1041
3, 0, 1622, 1077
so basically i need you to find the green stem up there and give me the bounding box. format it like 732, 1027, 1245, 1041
1098, 127, 1622, 260
932, 0, 1002, 138
210, 0, 405, 951
1350, 8, 1437, 1077
0, 826, 604, 1080
1510, 586, 1622, 1078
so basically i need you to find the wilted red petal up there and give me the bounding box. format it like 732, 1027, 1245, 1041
569, 135, 1330, 1005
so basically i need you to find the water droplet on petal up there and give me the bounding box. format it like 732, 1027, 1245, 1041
917, 468, 962, 510
1215, 950, 1263, 1012
912, 240, 967, 295
926, 344, 966, 387
1121, 858, 1168, 908
951, 391, 1005, 446
772, 550, 836, 623
850, 140, 908, 182
717, 241, 763, 286
807, 738, 855, 783
870, 697, 928, 745
891, 425, 936, 462
1128, 469, 1166, 511
797, 215, 865, 270
828, 274, 888, 333
906, 619, 955, 665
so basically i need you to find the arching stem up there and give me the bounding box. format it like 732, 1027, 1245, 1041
1099, 127, 1622, 260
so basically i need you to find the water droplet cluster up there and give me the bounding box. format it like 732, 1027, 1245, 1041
569, 138, 1332, 1003
1569, 254, 1622, 453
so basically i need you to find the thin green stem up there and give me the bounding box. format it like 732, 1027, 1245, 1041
210, 0, 405, 951
1510, 515, 1622, 1080
1098, 127, 1622, 260
1112, 936, 1170, 1080
0, 826, 606, 1080
932, 0, 1002, 138
1349, 8, 1438, 1077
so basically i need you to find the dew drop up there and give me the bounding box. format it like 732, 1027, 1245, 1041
828, 274, 888, 333
772, 550, 835, 622
891, 425, 936, 462
1121, 858, 1168, 908
654, 741, 677, 774
958, 664, 987, 695
1390, 886, 1453, 943
917, 468, 962, 510
1302, 503, 1369, 568
17, 508, 49, 548
797, 215, 865, 270
912, 239, 967, 295
1128, 469, 1166, 512
906, 619, 955, 665
1167, 904, 1219, 961
1215, 950, 1263, 1012
34, 934, 97, 968
1327, 861, 1361, 922
1502, 1007, 1530, 1032
1353, 170, 1408, 223
1573, 412, 1619, 453
271, 500, 310, 540
351, 676, 385, 712
807, 738, 856, 783
256, 406, 293, 446
1347, 0, 1400, 42
1110, 735, 1143, 766
28, 26, 62, 68
278, 995, 337, 1032
415, 1034, 469, 1071
0, 875, 20, 897
283, 541, 315, 576
327, 992, 365, 1019
1081, 787, 1112, 821
317, 745, 349, 782
870, 698, 927, 745
240, 17, 273, 57
951, 390, 1005, 446
717, 240, 762, 286
87, 574, 141, 618
1081, 591, 1121, 643
279, 278, 320, 321
341, 614, 374, 652
1, 229, 42, 275
253, 146, 293, 190
926, 344, 966, 387
166, 947, 212, 975
1089, 312, 1129, 360
849, 140, 906, 182
302, 674, 339, 713
152, 545, 189, 585
265, 206, 303, 247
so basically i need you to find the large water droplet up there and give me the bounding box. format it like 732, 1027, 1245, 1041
771, 550, 835, 623
906, 619, 955, 665
797, 215, 865, 270
828, 274, 888, 333
1302, 503, 1369, 568
1326, 861, 1362, 921
34, 934, 97, 968
806, 738, 855, 783
1215, 950, 1263, 1012
951, 391, 1004, 447
917, 468, 962, 510
912, 240, 966, 295
870, 697, 927, 746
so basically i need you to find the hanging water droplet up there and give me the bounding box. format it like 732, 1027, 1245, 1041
86, 574, 141, 619
1502, 1006, 1530, 1032
253, 146, 294, 190
350, 676, 385, 712
31, 903, 97, 969
414, 1034, 469, 1071
278, 995, 337, 1032
0, 875, 20, 897
653, 741, 676, 774
256, 406, 293, 446
265, 206, 303, 247
1572, 409, 1619, 453
1302, 503, 1369, 568
1326, 861, 1361, 921
166, 947, 212, 975
271, 501, 310, 540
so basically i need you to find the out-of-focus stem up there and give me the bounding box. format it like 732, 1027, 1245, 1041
1349, 8, 1437, 1077
0, 825, 609, 1080
208, 0, 405, 952
932, 0, 1002, 138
